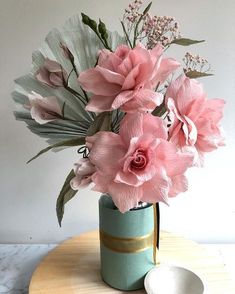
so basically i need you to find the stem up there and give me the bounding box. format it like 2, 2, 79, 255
133, 2, 152, 47
121, 21, 133, 48
67, 60, 89, 103
71, 60, 79, 77
156, 202, 160, 249
65, 85, 87, 106
153, 202, 160, 265
81, 87, 89, 103
133, 18, 142, 47
61, 102, 66, 118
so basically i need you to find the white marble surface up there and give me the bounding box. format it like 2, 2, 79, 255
202, 244, 235, 281
0, 244, 56, 294
0, 244, 234, 293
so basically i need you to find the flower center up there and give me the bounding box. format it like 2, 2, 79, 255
131, 148, 148, 170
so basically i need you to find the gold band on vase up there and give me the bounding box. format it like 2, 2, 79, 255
100, 230, 154, 254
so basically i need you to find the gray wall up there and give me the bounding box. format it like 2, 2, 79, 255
0, 0, 234, 244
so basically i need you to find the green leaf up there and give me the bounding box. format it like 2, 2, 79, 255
56, 170, 77, 226
81, 13, 97, 31
87, 112, 112, 136
185, 70, 213, 79
81, 13, 112, 51
27, 137, 85, 164
152, 102, 167, 117
98, 19, 108, 40
171, 38, 205, 46
81, 13, 90, 25
143, 2, 152, 15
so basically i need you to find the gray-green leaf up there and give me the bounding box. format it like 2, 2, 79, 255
27, 137, 85, 163
87, 112, 111, 136
56, 169, 77, 226
185, 70, 213, 79
171, 38, 205, 46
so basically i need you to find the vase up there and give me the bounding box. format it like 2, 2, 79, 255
99, 194, 159, 291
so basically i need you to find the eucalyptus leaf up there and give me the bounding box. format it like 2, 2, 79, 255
56, 170, 77, 226
27, 137, 85, 164
185, 70, 213, 79
171, 38, 205, 46
87, 112, 111, 136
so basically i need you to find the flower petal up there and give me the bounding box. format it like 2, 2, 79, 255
156, 140, 193, 176
119, 113, 143, 146
121, 89, 163, 113
78, 68, 121, 96
96, 65, 125, 85
85, 95, 115, 112
108, 182, 142, 213
87, 132, 126, 175
140, 168, 170, 204
111, 90, 134, 109
142, 113, 168, 140
169, 175, 188, 197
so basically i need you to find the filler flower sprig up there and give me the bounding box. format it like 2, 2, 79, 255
183, 52, 213, 78
121, 1, 204, 50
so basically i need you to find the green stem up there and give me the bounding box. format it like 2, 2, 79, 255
133, 2, 152, 47
65, 85, 86, 106
81, 87, 89, 103
121, 21, 133, 48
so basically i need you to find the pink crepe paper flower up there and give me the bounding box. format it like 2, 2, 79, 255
78, 43, 180, 113
166, 75, 225, 164
27, 91, 62, 124
86, 113, 193, 213
70, 158, 96, 190
36, 58, 67, 88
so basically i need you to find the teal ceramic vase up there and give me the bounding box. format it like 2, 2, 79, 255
99, 195, 159, 291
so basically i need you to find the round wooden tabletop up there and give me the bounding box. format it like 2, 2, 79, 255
29, 230, 235, 294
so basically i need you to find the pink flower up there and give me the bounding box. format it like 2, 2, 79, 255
70, 158, 96, 190
78, 43, 180, 113
36, 58, 67, 88
166, 75, 225, 164
27, 91, 62, 124
86, 113, 193, 213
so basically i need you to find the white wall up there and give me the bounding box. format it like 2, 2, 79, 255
0, 0, 234, 244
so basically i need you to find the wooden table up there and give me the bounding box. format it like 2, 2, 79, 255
29, 231, 235, 294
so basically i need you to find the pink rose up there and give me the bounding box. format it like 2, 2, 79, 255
78, 44, 180, 113
166, 75, 225, 164
70, 158, 96, 190
27, 91, 62, 124
36, 58, 67, 88
86, 113, 193, 213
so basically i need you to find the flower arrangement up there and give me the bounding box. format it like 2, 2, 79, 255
13, 1, 225, 226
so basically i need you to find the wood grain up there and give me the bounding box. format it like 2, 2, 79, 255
29, 231, 235, 294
